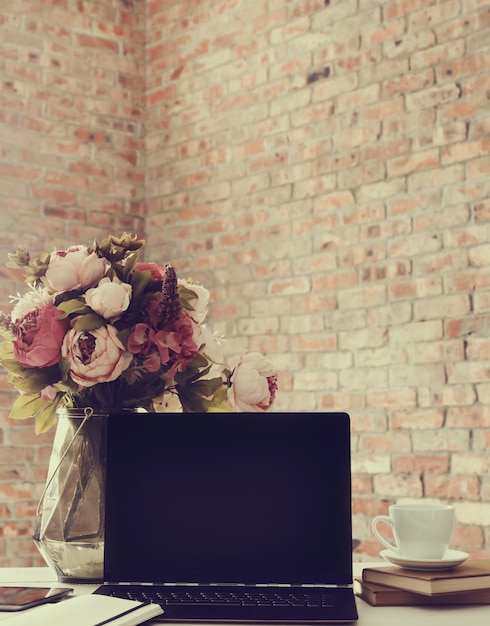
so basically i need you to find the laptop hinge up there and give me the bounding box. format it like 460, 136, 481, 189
105, 582, 352, 589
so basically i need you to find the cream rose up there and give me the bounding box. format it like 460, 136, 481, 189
228, 352, 278, 412
61, 324, 132, 387
85, 277, 132, 319
43, 246, 106, 294
178, 279, 210, 323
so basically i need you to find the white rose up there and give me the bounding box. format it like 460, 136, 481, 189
178, 279, 209, 322
85, 277, 132, 319
43, 246, 106, 293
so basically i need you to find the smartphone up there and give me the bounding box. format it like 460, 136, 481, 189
0, 586, 73, 611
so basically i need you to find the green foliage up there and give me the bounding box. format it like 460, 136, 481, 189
10, 393, 60, 434
6, 248, 50, 285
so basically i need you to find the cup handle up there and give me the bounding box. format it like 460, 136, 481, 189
371, 515, 399, 552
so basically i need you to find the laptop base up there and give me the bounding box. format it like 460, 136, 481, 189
95, 584, 358, 623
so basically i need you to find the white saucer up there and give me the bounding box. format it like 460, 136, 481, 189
380, 549, 470, 571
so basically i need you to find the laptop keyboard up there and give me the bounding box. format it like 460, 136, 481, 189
99, 586, 336, 608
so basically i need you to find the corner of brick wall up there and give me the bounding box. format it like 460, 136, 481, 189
144, 0, 490, 560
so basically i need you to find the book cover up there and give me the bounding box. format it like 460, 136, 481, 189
362, 559, 490, 596
355, 577, 490, 607
0, 594, 164, 626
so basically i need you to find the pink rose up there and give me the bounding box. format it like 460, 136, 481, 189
13, 305, 70, 368
228, 352, 278, 412
43, 246, 106, 293
85, 277, 132, 319
135, 262, 164, 280
61, 324, 133, 387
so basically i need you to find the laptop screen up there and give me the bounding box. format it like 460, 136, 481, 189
104, 412, 353, 586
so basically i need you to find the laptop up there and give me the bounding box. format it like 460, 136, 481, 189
94, 411, 358, 623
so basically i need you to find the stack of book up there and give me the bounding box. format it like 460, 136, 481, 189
356, 558, 490, 607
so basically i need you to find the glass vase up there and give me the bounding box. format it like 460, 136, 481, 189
32, 408, 108, 583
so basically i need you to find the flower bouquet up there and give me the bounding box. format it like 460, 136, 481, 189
0, 233, 277, 433
0, 233, 277, 581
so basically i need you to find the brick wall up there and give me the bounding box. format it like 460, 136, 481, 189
0, 0, 146, 566
0, 0, 489, 567
145, 0, 490, 560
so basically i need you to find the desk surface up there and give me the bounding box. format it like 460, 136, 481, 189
0, 565, 489, 625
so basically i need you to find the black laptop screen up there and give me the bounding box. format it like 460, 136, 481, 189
104, 412, 353, 586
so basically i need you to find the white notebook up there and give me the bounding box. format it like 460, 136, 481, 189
0, 594, 163, 625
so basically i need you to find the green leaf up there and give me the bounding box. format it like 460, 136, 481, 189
178, 286, 198, 312
124, 251, 138, 275
8, 365, 60, 392
56, 298, 89, 317
73, 313, 105, 331
208, 401, 232, 412
10, 393, 46, 420
174, 354, 209, 383
193, 353, 210, 369
0, 339, 13, 357
1, 358, 28, 377
177, 388, 207, 413
58, 357, 72, 380
6, 246, 31, 269
189, 377, 224, 396
34, 399, 62, 434
209, 385, 229, 406
131, 269, 156, 298
117, 327, 131, 349
175, 374, 227, 413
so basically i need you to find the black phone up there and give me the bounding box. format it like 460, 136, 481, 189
0, 586, 73, 611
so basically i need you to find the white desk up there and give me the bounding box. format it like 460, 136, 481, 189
0, 565, 489, 625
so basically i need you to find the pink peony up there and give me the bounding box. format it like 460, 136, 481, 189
13, 305, 70, 368
61, 324, 133, 387
228, 352, 278, 412
43, 246, 106, 293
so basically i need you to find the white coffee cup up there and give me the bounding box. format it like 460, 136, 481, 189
371, 503, 455, 560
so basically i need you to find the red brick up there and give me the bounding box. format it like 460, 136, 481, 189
425, 475, 481, 500
452, 525, 484, 549
385, 0, 438, 20
393, 454, 450, 474
77, 33, 119, 53
352, 497, 389, 517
